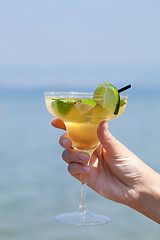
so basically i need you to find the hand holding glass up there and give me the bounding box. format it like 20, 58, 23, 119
44, 91, 128, 225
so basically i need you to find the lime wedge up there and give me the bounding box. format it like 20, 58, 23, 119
75, 98, 96, 114
94, 83, 120, 115
51, 99, 77, 115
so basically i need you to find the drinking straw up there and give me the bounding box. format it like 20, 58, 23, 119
118, 84, 131, 93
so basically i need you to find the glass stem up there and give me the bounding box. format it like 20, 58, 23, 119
79, 182, 87, 211
78, 150, 93, 212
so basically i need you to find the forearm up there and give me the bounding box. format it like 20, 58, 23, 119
132, 169, 160, 224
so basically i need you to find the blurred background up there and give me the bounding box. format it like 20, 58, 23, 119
0, 0, 160, 239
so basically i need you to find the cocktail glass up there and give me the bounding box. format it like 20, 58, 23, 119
44, 91, 128, 225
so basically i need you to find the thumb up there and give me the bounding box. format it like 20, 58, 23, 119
97, 120, 126, 156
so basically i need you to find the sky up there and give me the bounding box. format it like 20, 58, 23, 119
0, 0, 160, 90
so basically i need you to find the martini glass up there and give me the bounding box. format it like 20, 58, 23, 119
44, 91, 128, 225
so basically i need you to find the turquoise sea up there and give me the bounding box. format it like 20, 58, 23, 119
0, 88, 160, 240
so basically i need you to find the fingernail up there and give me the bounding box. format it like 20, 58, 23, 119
103, 120, 108, 127
62, 138, 69, 147
78, 153, 90, 162
102, 121, 108, 135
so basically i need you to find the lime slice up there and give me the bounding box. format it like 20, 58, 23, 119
94, 83, 120, 115
75, 98, 96, 114
51, 99, 77, 115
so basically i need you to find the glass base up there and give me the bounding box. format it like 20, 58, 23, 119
55, 209, 110, 226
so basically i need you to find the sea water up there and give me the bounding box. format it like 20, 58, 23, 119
0, 88, 159, 240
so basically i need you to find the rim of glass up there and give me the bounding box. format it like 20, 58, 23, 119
44, 91, 128, 99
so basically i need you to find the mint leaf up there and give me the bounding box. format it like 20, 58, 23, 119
51, 100, 57, 107
56, 99, 78, 115
81, 98, 96, 106
120, 99, 126, 107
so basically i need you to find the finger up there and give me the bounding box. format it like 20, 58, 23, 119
51, 118, 66, 130
68, 163, 90, 177
97, 120, 126, 156
62, 149, 90, 164
59, 133, 72, 149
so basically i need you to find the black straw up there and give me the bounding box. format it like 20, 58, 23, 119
118, 84, 131, 93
